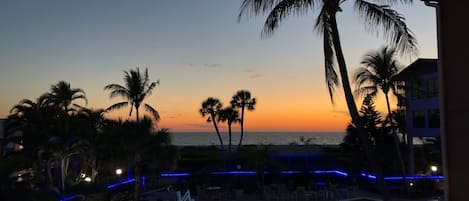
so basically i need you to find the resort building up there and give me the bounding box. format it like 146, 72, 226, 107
397, 58, 440, 174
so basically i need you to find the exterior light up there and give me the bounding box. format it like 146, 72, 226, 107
84, 177, 91, 182
116, 168, 123, 175
80, 173, 86, 178
430, 165, 438, 172
409, 182, 414, 187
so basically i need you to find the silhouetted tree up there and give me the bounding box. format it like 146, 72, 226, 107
104, 67, 160, 123
384, 109, 406, 138
5, 83, 108, 199
239, 1, 417, 197
354, 46, 406, 182
99, 117, 173, 201
230, 90, 256, 151
7, 95, 54, 154
199, 97, 225, 150
342, 95, 394, 174
219, 107, 240, 167
37, 136, 90, 196
44, 81, 87, 113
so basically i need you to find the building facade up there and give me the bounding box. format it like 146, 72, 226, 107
397, 58, 439, 174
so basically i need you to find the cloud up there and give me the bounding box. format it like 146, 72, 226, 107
244, 69, 262, 79
165, 113, 182, 119
249, 73, 262, 79
330, 110, 349, 117
203, 63, 222, 68
188, 63, 222, 68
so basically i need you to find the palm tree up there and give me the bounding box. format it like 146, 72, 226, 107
7, 95, 55, 155
43, 81, 88, 136
354, 46, 407, 182
230, 90, 256, 151
105, 68, 160, 200
104, 67, 160, 123
238, 0, 417, 198
45, 81, 87, 113
219, 107, 240, 167
199, 97, 225, 150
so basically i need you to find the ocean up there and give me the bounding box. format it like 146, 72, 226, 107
170, 132, 346, 146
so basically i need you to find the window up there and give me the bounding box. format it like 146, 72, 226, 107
427, 79, 439, 97
413, 110, 426, 128
429, 109, 440, 128
411, 82, 424, 100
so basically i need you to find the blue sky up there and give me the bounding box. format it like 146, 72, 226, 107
0, 0, 437, 131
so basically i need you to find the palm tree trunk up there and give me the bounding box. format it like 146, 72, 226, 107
46, 162, 53, 186
385, 93, 407, 184
228, 123, 232, 169
212, 113, 227, 169
136, 106, 140, 123
134, 153, 142, 201
211, 113, 224, 150
237, 106, 245, 152
60, 157, 65, 195
329, 13, 389, 200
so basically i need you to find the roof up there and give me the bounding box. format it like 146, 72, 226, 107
395, 58, 438, 80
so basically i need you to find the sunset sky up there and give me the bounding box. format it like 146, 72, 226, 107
0, 0, 437, 132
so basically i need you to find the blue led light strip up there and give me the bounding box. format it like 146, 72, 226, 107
106, 178, 135, 189
103, 170, 445, 190
161, 173, 190, 177
59, 195, 78, 201
210, 171, 256, 175
360, 173, 444, 181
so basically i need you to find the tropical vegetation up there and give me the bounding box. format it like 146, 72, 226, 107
238, 0, 418, 198
354, 46, 407, 181
199, 90, 257, 169
199, 97, 225, 151
2, 70, 175, 201
230, 90, 256, 151
104, 67, 160, 123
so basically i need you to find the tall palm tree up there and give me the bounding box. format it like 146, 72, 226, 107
239, 0, 417, 198
45, 81, 87, 113
104, 67, 160, 123
43, 81, 88, 136
199, 97, 225, 150
230, 90, 256, 151
105, 68, 160, 200
219, 107, 240, 167
354, 46, 407, 182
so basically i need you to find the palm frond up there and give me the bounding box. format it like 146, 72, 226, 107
104, 84, 127, 92
317, 7, 339, 103
144, 103, 160, 121
105, 102, 128, 112
372, 0, 413, 4
354, 85, 378, 98
261, 0, 317, 38
143, 80, 160, 97
247, 98, 257, 110
71, 94, 88, 105
355, 67, 378, 86
238, 0, 280, 20
354, 0, 418, 55
109, 89, 129, 99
